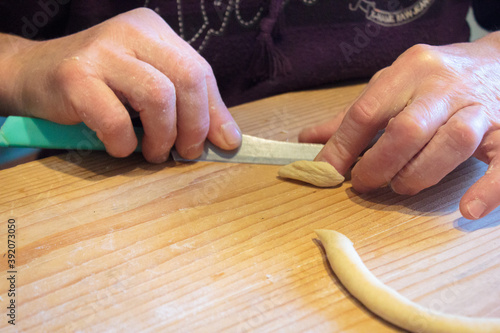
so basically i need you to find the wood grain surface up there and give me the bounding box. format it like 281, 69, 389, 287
1, 83, 499, 332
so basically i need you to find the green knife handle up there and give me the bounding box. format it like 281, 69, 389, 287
0, 116, 143, 152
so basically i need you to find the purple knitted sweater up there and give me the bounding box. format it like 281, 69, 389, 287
0, 0, 473, 106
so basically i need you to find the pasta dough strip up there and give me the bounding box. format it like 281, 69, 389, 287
315, 229, 500, 333
278, 160, 344, 187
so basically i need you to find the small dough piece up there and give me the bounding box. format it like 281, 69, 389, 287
315, 229, 500, 333
278, 161, 344, 187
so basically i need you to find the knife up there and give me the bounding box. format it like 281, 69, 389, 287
0, 116, 323, 165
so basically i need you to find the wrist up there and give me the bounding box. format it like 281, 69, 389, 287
0, 34, 37, 117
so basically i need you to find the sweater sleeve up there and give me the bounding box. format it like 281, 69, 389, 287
472, 0, 500, 31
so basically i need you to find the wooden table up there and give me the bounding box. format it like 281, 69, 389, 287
1, 83, 499, 332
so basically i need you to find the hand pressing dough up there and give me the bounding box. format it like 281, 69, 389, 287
278, 161, 344, 187
315, 229, 500, 333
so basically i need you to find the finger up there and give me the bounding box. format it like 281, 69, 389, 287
139, 46, 210, 159
299, 110, 346, 144
204, 65, 242, 150
64, 75, 137, 158
391, 105, 489, 195
314, 67, 415, 175
132, 41, 211, 159
105, 55, 177, 163
127, 11, 240, 155
122, 13, 216, 158
350, 89, 463, 192
300, 69, 386, 144
460, 130, 500, 219
170, 55, 210, 159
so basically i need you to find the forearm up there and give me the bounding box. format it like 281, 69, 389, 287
0, 33, 35, 116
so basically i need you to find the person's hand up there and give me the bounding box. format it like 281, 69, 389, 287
1, 8, 241, 163
299, 32, 500, 220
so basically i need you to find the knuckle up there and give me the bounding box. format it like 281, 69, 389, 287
148, 76, 176, 105
393, 165, 429, 195
442, 118, 480, 154
105, 8, 165, 37
53, 59, 91, 86
98, 113, 129, 138
348, 96, 381, 127
405, 44, 445, 69
387, 112, 428, 143
334, 130, 360, 162
178, 118, 209, 142
132, 74, 176, 111
128, 7, 159, 18
176, 58, 207, 91
198, 58, 215, 78
186, 122, 209, 139
370, 67, 386, 82
112, 7, 161, 27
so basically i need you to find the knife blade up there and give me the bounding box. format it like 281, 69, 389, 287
0, 116, 323, 165
171, 134, 323, 165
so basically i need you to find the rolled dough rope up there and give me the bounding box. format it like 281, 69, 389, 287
315, 229, 500, 333
278, 161, 344, 187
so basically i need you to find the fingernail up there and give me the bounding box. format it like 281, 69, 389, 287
221, 122, 242, 147
467, 198, 487, 219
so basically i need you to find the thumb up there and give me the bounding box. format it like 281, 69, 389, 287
460, 131, 500, 219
